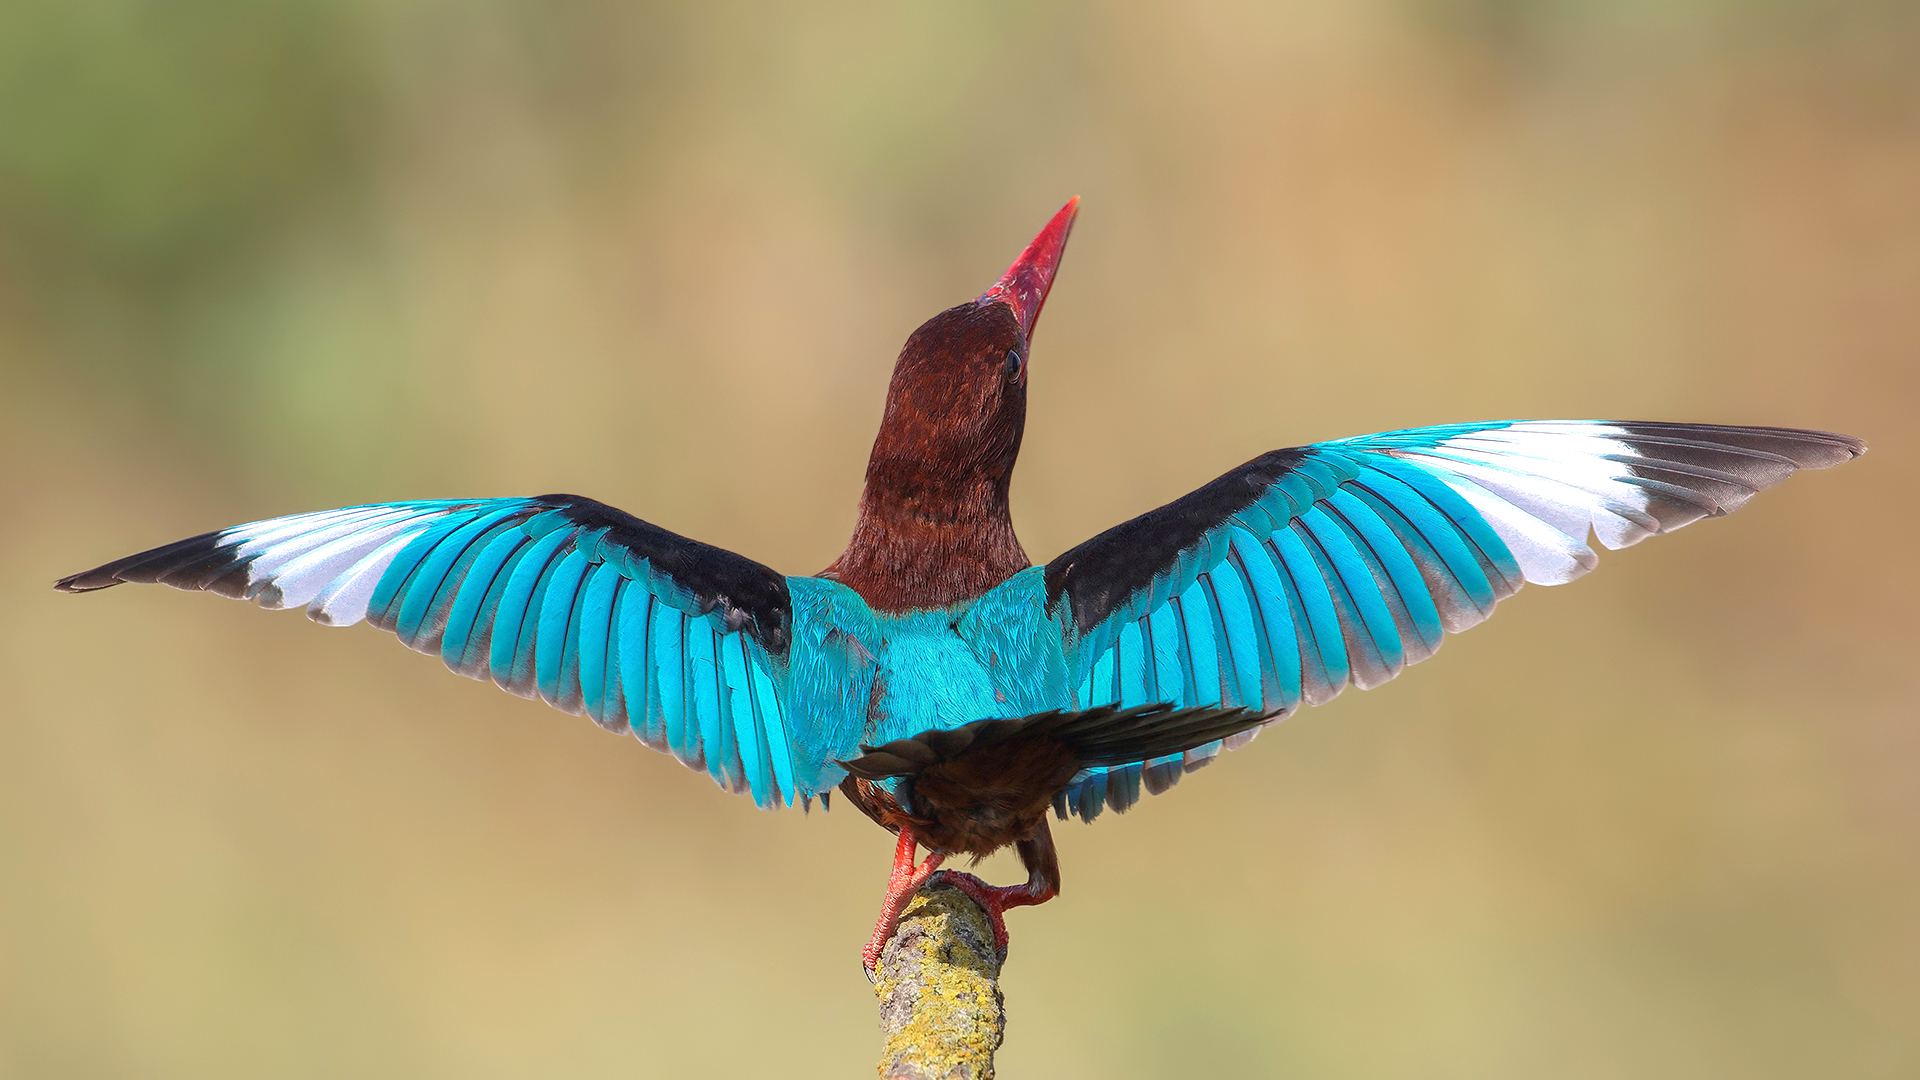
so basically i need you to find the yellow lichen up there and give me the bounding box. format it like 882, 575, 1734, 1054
874, 884, 1006, 1080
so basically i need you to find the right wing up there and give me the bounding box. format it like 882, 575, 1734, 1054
1033, 420, 1863, 819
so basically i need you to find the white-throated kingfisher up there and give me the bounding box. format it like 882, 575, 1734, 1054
57, 198, 1865, 975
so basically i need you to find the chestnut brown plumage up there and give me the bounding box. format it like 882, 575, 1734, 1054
821, 300, 1032, 613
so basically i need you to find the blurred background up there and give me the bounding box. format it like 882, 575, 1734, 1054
2, 0, 1915, 1076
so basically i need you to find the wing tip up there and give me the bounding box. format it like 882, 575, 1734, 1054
53, 570, 110, 593
1611, 421, 1867, 470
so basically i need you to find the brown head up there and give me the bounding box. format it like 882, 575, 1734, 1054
823, 199, 1079, 612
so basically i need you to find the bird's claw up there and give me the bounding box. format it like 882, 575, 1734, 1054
924, 870, 1019, 965
862, 869, 1022, 978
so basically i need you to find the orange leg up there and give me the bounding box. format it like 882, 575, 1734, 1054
862, 826, 945, 977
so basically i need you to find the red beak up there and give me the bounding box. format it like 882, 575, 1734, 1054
980, 197, 1079, 343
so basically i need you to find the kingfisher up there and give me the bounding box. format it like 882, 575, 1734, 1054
57, 198, 1863, 975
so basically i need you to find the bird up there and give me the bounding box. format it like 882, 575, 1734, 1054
56, 197, 1864, 976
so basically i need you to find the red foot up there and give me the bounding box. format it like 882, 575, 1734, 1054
862, 829, 945, 978
923, 869, 1056, 966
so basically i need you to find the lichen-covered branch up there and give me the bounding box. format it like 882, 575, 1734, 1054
873, 883, 1005, 1080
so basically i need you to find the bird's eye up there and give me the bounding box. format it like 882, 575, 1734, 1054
1005, 349, 1022, 375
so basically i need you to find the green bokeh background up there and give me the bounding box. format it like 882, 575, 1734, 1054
3, 1, 1915, 1076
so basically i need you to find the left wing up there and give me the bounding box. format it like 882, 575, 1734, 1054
57, 495, 815, 808
1035, 420, 1863, 820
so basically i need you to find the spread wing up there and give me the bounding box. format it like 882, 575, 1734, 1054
56, 495, 814, 808
1038, 420, 1864, 820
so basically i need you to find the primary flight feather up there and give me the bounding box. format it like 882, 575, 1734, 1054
57, 198, 1863, 973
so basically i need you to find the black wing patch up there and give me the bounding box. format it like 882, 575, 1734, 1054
539, 495, 792, 653
1043, 449, 1307, 636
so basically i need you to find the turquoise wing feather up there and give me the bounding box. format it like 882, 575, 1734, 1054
1036, 421, 1862, 820
55, 494, 826, 809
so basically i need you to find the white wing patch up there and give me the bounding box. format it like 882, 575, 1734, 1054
1382, 420, 1793, 587
220, 505, 452, 626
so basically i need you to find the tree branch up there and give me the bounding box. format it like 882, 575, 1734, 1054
873, 882, 1005, 1079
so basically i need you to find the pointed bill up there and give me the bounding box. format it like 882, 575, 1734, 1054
980, 197, 1079, 343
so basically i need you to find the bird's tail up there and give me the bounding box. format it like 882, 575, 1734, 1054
839, 703, 1271, 781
